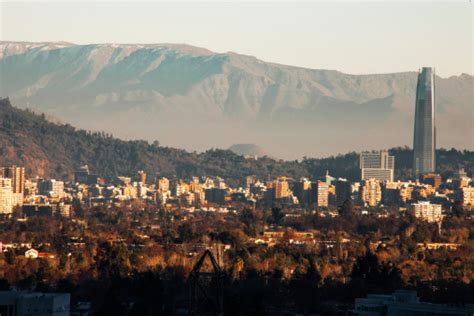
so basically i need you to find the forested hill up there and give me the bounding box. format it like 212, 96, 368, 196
0, 98, 472, 184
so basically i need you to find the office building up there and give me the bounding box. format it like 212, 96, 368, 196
74, 165, 89, 184
1, 165, 25, 195
360, 179, 382, 207
293, 178, 311, 206
0, 177, 13, 215
205, 188, 227, 204
335, 178, 352, 207
311, 180, 329, 207
157, 177, 170, 193
409, 201, 442, 222
413, 67, 436, 178
38, 179, 65, 198
360, 150, 394, 182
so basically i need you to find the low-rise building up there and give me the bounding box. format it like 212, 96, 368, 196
0, 291, 70, 316
352, 290, 474, 316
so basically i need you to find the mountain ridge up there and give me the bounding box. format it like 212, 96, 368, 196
1, 41, 472, 159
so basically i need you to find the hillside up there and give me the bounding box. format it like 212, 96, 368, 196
0, 98, 472, 184
0, 41, 472, 159
228, 144, 269, 157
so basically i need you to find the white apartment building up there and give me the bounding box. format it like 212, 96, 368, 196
461, 186, 474, 208
0, 177, 13, 215
409, 201, 442, 222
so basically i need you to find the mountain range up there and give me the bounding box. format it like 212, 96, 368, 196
0, 41, 472, 159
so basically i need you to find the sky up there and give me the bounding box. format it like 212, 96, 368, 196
1, 1, 473, 77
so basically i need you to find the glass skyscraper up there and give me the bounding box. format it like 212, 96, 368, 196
413, 67, 436, 178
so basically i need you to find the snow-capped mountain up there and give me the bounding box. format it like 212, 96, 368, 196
0, 41, 472, 158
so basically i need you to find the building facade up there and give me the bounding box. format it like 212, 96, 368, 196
360, 150, 394, 182
311, 180, 329, 207
461, 186, 474, 208
1, 165, 25, 194
360, 179, 382, 207
413, 67, 436, 178
0, 177, 13, 215
335, 178, 352, 207
409, 201, 442, 222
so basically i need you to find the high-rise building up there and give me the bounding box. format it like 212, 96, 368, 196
74, 165, 90, 184
335, 178, 352, 207
0, 177, 13, 215
360, 179, 382, 207
311, 180, 329, 207
1, 165, 25, 194
293, 178, 312, 206
413, 67, 436, 178
38, 179, 64, 198
360, 150, 394, 182
275, 177, 290, 199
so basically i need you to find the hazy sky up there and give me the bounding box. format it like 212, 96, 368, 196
1, 1, 472, 77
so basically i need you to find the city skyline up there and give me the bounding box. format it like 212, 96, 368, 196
0, 1, 473, 313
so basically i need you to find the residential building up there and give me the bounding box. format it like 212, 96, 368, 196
38, 179, 65, 198
461, 186, 474, 208
413, 67, 436, 177
409, 201, 442, 222
205, 188, 226, 204
293, 178, 311, 206
422, 173, 442, 188
352, 290, 474, 316
275, 177, 290, 199
1, 165, 25, 194
360, 150, 394, 182
360, 179, 382, 207
0, 177, 13, 215
311, 180, 329, 207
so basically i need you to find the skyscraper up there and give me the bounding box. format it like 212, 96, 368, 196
413, 67, 436, 178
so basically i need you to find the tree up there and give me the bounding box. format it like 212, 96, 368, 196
177, 222, 195, 242
339, 199, 354, 217
271, 207, 285, 225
